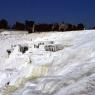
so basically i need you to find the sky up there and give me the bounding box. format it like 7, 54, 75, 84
0, 0, 95, 28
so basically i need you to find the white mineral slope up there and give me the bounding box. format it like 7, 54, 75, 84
0, 30, 95, 95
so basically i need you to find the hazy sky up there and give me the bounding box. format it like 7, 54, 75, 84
0, 0, 95, 27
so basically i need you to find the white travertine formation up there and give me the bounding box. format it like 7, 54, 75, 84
0, 30, 95, 95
